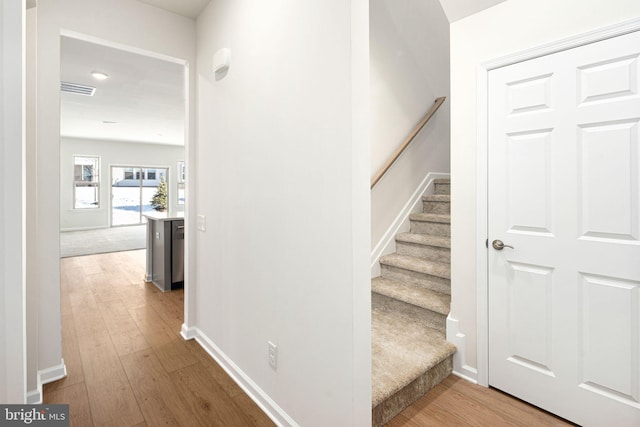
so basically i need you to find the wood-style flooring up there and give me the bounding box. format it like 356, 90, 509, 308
387, 375, 576, 427
47, 250, 575, 426
45, 250, 275, 427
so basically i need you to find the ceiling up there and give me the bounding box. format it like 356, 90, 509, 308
136, 0, 211, 19
438, 0, 507, 22
133, 0, 504, 23
60, 36, 185, 145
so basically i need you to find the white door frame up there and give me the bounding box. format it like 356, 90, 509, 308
475, 17, 640, 387
58, 31, 196, 342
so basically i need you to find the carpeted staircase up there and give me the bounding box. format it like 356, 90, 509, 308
371, 178, 456, 426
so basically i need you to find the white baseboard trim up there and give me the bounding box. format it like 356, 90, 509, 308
446, 315, 478, 384
39, 360, 67, 385
180, 323, 198, 340
27, 359, 67, 404
60, 226, 109, 232
370, 172, 450, 277
26, 389, 41, 404
190, 327, 298, 427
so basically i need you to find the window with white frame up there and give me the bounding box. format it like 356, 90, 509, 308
74, 156, 100, 209
177, 161, 185, 205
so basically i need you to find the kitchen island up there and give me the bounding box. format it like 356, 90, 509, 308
143, 211, 184, 292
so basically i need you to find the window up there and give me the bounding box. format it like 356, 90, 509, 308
124, 168, 134, 180
147, 170, 157, 180
177, 161, 185, 205
74, 156, 100, 209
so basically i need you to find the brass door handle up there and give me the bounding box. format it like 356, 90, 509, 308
492, 240, 514, 250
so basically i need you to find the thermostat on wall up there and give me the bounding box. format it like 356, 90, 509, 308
213, 48, 230, 73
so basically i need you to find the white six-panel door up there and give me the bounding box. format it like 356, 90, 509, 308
488, 30, 640, 427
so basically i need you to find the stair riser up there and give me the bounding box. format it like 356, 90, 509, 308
410, 221, 450, 237
372, 356, 453, 427
381, 265, 451, 295
372, 292, 446, 334
396, 241, 450, 263
422, 200, 450, 214
434, 183, 450, 195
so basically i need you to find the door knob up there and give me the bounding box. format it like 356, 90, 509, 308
492, 240, 514, 250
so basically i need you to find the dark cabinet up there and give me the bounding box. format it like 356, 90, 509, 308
146, 216, 184, 292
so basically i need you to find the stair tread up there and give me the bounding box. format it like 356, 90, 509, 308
422, 194, 450, 202
409, 212, 450, 224
372, 304, 456, 407
380, 253, 450, 279
433, 178, 450, 184
372, 277, 450, 315
396, 233, 450, 249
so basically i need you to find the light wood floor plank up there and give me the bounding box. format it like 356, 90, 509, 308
44, 313, 85, 392
121, 348, 203, 427
43, 382, 94, 427
97, 298, 151, 357
438, 376, 571, 426
128, 304, 198, 373
150, 298, 184, 332
169, 362, 259, 427
387, 375, 576, 426
84, 376, 144, 427
184, 339, 246, 399
232, 392, 278, 427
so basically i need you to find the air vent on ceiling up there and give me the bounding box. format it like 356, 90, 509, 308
60, 81, 96, 96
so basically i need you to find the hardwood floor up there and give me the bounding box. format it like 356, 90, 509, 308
48, 250, 576, 426
386, 375, 577, 427
45, 250, 274, 427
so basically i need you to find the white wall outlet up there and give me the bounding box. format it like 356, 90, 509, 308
268, 341, 277, 370
197, 214, 206, 232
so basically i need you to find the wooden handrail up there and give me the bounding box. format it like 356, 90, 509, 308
370, 96, 446, 189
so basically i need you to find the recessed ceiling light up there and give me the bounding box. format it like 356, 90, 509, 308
91, 71, 109, 80
102, 120, 117, 124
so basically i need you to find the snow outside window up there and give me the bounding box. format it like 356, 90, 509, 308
74, 156, 100, 209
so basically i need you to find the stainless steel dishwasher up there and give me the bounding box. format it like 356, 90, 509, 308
171, 221, 184, 284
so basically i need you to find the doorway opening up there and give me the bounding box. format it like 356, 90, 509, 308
59, 35, 187, 257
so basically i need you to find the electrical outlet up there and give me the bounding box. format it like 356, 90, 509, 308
268, 341, 277, 370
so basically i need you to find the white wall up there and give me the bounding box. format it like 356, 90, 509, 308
0, 0, 27, 403
195, 0, 371, 425
34, 0, 195, 396
370, 0, 450, 250
59, 138, 185, 231
450, 0, 640, 381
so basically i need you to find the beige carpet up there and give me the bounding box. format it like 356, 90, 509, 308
60, 225, 146, 257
